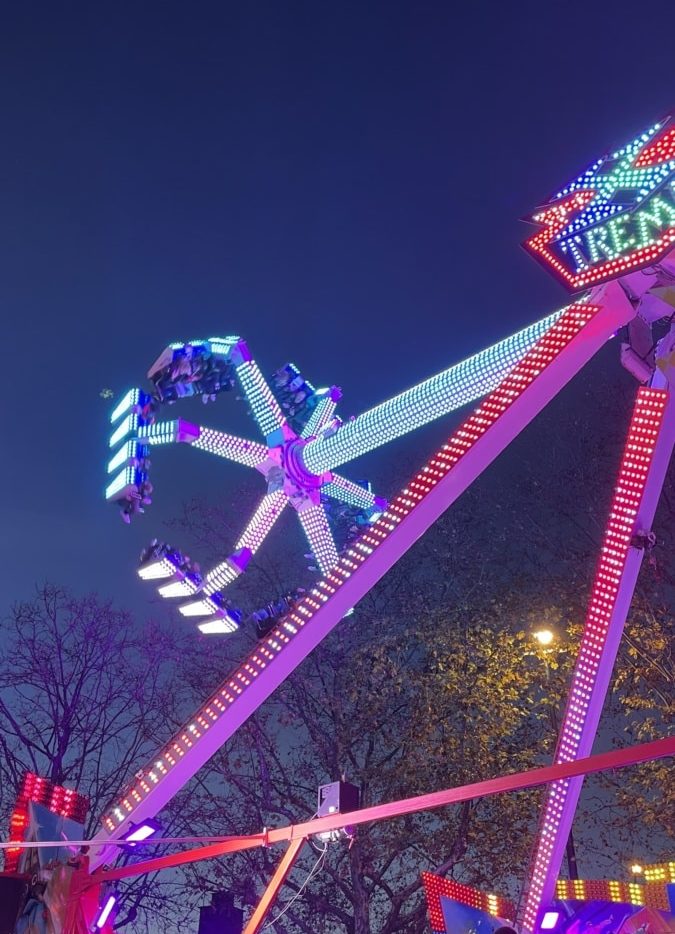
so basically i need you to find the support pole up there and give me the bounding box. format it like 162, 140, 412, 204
242, 836, 307, 934
519, 380, 675, 933
90, 736, 673, 885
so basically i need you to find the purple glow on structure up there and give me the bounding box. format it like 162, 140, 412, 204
124, 818, 161, 842
95, 894, 117, 929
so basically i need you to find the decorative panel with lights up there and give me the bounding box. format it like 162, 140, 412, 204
555, 878, 672, 911
422, 871, 515, 932
525, 119, 675, 290
4, 772, 88, 873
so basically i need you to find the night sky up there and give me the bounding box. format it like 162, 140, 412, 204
1, 2, 674, 613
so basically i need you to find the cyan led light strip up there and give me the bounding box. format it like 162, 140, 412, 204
235, 360, 287, 438
301, 308, 568, 475
323, 475, 378, 510
235, 491, 287, 554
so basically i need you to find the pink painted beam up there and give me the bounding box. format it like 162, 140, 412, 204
91, 287, 634, 868
520, 384, 674, 933
92, 735, 674, 885
242, 836, 307, 934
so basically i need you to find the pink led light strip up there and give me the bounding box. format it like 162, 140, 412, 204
521, 386, 671, 934
236, 491, 288, 554
99, 302, 604, 837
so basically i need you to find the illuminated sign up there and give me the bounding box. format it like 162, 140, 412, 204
525, 119, 675, 290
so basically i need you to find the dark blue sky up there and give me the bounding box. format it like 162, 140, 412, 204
1, 2, 674, 610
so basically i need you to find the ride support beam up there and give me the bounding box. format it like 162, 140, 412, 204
91, 736, 674, 885
519, 372, 675, 933
242, 836, 308, 934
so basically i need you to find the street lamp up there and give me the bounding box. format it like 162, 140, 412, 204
533, 628, 555, 647
530, 626, 579, 881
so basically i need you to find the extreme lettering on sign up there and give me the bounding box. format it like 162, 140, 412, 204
524, 119, 675, 290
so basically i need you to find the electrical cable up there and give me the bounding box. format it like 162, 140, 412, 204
262, 843, 328, 930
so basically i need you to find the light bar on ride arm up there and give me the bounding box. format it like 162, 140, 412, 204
300, 308, 568, 475
234, 354, 287, 439
301, 391, 339, 439
322, 474, 384, 511
192, 428, 268, 467
297, 503, 340, 574
520, 386, 671, 934
96, 300, 622, 848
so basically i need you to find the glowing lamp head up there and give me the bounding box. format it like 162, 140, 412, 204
95, 893, 117, 929
533, 628, 555, 647
123, 818, 161, 843
631, 863, 644, 875
541, 910, 561, 929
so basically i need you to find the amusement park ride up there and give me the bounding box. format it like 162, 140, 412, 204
4, 118, 675, 933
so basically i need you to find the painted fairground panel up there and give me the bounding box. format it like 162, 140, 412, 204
524, 119, 675, 291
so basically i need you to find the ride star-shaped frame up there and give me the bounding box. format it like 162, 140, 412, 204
106, 315, 562, 631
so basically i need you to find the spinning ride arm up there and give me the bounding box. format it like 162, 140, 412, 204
299, 308, 570, 475
140, 420, 268, 468
178, 491, 289, 615
322, 474, 386, 513
297, 502, 340, 574
91, 288, 634, 867
231, 345, 288, 442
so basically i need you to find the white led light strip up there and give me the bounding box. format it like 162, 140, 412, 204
301, 307, 570, 475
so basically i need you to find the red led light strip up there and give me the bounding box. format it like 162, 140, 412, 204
422, 872, 515, 931
4, 772, 88, 872
521, 387, 670, 933
101, 303, 600, 834
634, 126, 675, 167
555, 879, 671, 911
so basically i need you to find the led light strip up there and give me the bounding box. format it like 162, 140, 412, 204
235, 360, 286, 438
322, 475, 379, 510
521, 387, 670, 934
110, 389, 141, 424
297, 503, 340, 573
235, 491, 287, 554
555, 879, 671, 911
193, 428, 268, 467
422, 872, 515, 932
99, 303, 601, 836
301, 394, 338, 439
138, 421, 179, 445
301, 308, 567, 475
